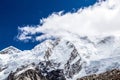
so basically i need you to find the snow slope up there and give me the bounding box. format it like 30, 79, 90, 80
0, 35, 120, 80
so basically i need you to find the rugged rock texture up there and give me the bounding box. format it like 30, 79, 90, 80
7, 67, 66, 80
8, 69, 46, 80
64, 45, 82, 78
77, 69, 120, 80
46, 69, 66, 80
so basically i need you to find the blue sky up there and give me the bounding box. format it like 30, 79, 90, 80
0, 0, 98, 50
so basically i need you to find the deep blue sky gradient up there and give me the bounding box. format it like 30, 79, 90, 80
0, 0, 97, 50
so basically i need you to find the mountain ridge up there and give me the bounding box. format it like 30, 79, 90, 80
0, 46, 22, 54
0, 35, 120, 80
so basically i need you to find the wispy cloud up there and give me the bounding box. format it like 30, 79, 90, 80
17, 0, 120, 42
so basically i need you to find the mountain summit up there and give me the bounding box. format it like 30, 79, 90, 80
0, 46, 21, 54
0, 36, 120, 80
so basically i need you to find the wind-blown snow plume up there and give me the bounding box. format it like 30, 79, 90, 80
17, 0, 120, 42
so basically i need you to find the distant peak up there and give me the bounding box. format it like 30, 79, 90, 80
0, 46, 21, 54
7, 46, 17, 49
1, 46, 18, 50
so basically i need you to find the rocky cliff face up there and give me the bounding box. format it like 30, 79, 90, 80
1, 36, 120, 80
8, 68, 66, 80
77, 69, 120, 80
6, 65, 66, 80
8, 69, 45, 80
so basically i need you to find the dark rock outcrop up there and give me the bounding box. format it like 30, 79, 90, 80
8, 69, 46, 80
8, 68, 66, 80
46, 69, 66, 80
77, 69, 120, 80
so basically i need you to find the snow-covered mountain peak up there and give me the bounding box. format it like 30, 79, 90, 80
0, 46, 21, 54
0, 36, 120, 80
32, 40, 54, 52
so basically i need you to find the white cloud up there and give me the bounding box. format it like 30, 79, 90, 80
17, 0, 120, 42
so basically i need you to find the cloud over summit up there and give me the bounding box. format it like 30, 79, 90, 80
17, 0, 120, 42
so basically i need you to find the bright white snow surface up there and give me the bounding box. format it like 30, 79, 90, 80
0, 35, 120, 80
